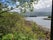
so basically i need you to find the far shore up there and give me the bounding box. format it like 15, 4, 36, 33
43, 18, 51, 20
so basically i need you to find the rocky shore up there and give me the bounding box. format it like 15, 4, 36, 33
44, 18, 51, 20
37, 25, 50, 40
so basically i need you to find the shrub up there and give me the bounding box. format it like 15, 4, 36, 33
2, 34, 13, 40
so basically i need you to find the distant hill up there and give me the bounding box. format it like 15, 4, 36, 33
21, 12, 51, 17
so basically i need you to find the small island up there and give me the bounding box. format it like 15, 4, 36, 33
43, 16, 51, 20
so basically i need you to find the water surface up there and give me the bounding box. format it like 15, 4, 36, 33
25, 16, 51, 29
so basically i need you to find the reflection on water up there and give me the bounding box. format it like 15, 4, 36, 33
25, 16, 51, 29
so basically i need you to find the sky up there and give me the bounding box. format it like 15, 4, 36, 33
33, 0, 52, 12
11, 0, 52, 12
0, 0, 16, 7
33, 0, 52, 9
0, 0, 52, 12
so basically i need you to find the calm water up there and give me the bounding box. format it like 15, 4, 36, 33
25, 16, 51, 29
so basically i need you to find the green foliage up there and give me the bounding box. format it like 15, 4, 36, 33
0, 0, 39, 13
0, 12, 46, 40
48, 16, 51, 18
0, 12, 22, 35
0, 3, 3, 12
2, 32, 38, 40
2, 31, 45, 40
2, 34, 13, 40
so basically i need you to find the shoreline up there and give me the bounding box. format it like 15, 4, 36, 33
25, 19, 50, 40
37, 24, 50, 32
25, 19, 50, 32
25, 16, 51, 30
43, 18, 51, 20
37, 24, 50, 40
25, 19, 51, 32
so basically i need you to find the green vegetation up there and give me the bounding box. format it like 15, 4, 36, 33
0, 0, 50, 40
48, 16, 51, 18
0, 12, 46, 40
44, 16, 51, 20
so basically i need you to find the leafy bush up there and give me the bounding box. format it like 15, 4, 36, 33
0, 12, 46, 40
0, 12, 22, 35
48, 16, 51, 18
2, 34, 13, 40
2, 32, 38, 40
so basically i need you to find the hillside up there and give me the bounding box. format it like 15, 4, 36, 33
0, 12, 50, 40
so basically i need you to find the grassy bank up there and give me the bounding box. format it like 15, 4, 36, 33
0, 12, 50, 40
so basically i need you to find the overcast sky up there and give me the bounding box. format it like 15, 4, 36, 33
33, 0, 52, 12
10, 0, 52, 12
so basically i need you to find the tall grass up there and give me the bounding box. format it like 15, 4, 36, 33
0, 12, 46, 40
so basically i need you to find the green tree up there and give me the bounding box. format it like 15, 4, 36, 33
0, 0, 39, 13
0, 0, 41, 39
